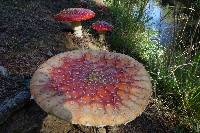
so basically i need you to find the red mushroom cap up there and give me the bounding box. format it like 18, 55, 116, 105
54, 8, 95, 22
30, 50, 152, 127
92, 21, 113, 32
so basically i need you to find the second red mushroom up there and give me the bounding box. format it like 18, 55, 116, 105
92, 20, 113, 43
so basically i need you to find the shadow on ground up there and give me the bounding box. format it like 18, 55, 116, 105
0, 101, 172, 133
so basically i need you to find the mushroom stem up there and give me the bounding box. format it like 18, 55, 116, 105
98, 31, 106, 43
71, 22, 83, 38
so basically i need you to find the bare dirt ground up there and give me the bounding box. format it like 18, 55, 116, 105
0, 0, 174, 132
1, 101, 172, 133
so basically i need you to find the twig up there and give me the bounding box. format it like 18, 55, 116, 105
171, 62, 198, 72
0, 89, 31, 125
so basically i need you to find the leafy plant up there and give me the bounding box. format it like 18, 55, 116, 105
105, 0, 200, 131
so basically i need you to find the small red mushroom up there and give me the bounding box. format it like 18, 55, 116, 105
92, 20, 113, 43
54, 8, 95, 38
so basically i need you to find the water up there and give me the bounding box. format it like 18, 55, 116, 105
144, 0, 175, 45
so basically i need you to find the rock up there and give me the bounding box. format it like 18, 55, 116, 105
0, 66, 9, 77
0, 47, 6, 53
47, 50, 53, 56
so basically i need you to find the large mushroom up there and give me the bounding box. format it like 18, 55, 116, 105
54, 8, 95, 38
30, 50, 152, 127
92, 20, 113, 43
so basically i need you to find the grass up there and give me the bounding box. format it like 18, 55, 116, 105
105, 0, 200, 131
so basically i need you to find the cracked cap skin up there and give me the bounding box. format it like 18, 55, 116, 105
30, 50, 152, 127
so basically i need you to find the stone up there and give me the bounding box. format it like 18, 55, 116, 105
47, 50, 53, 56
0, 66, 9, 77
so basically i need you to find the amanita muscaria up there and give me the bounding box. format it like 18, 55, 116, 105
54, 8, 95, 38
30, 50, 152, 126
92, 20, 113, 43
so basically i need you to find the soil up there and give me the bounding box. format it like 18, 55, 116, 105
0, 101, 172, 133
0, 0, 174, 132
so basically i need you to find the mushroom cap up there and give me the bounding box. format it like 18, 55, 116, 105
30, 50, 152, 127
54, 8, 95, 22
92, 21, 113, 32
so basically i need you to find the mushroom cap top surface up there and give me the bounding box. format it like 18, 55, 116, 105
54, 8, 95, 22
92, 21, 113, 32
30, 50, 152, 127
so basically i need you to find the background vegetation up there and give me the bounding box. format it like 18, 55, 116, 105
105, 0, 200, 131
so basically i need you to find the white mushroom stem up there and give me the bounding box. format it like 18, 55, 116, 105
98, 31, 106, 43
71, 22, 83, 38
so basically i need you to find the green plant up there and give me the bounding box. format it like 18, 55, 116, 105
105, 0, 200, 131
105, 0, 148, 59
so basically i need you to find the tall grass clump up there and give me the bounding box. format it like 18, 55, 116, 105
105, 0, 149, 59
105, 0, 200, 131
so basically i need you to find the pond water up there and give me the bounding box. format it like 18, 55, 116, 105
144, 0, 175, 45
